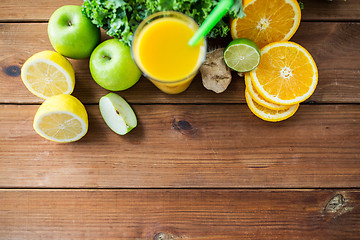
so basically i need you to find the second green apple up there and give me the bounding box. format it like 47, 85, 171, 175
90, 39, 142, 91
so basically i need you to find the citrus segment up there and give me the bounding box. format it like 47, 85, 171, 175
38, 113, 84, 141
245, 90, 299, 122
244, 73, 291, 110
224, 38, 261, 72
250, 41, 318, 105
231, 0, 301, 48
21, 51, 75, 99
33, 94, 88, 142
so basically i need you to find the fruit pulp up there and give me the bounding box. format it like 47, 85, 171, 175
133, 15, 205, 94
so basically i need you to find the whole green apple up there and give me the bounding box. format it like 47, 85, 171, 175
90, 39, 142, 91
48, 5, 100, 59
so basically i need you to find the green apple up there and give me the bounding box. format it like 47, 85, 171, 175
48, 5, 100, 59
90, 39, 142, 91
99, 93, 137, 135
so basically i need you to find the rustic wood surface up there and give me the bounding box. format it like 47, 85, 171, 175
1, 22, 360, 104
1, 104, 360, 188
1, 189, 359, 239
1, 0, 359, 239
1, 0, 359, 21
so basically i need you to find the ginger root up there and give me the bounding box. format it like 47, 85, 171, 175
237, 72, 245, 77
200, 48, 232, 93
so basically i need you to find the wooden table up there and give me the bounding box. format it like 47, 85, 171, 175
1, 0, 360, 239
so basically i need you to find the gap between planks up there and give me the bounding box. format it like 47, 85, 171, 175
1, 188, 360, 191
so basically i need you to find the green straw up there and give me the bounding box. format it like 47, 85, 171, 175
188, 0, 234, 46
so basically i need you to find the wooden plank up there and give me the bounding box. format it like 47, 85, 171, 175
301, 0, 360, 21
1, 0, 360, 21
1, 104, 359, 188
0, 189, 359, 239
0, 0, 83, 21
1, 22, 359, 104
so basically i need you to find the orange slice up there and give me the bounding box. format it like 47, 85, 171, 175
245, 90, 299, 122
231, 0, 301, 48
244, 73, 294, 110
250, 41, 318, 105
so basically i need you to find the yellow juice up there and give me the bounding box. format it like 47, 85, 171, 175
132, 12, 206, 94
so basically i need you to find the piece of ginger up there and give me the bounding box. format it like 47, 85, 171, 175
200, 48, 232, 93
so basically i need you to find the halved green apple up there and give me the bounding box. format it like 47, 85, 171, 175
99, 93, 137, 135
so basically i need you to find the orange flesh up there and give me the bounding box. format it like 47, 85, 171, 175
256, 45, 314, 100
232, 0, 300, 48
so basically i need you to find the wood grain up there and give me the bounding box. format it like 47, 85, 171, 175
1, 22, 360, 104
1, 1, 360, 239
1, 104, 359, 188
0, 0, 84, 21
0, 189, 359, 239
1, 0, 359, 21
301, 0, 360, 21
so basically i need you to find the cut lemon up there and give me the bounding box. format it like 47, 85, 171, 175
224, 38, 261, 72
244, 73, 292, 110
231, 0, 301, 49
250, 41, 318, 105
21, 51, 75, 99
245, 90, 299, 122
33, 94, 88, 143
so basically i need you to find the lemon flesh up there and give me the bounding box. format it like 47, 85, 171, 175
21, 51, 75, 99
33, 94, 88, 142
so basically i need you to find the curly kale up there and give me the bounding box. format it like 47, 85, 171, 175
82, 0, 245, 46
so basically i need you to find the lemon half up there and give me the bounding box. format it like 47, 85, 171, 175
21, 51, 75, 99
33, 94, 88, 142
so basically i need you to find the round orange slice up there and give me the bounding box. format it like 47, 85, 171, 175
244, 73, 292, 111
231, 0, 301, 48
250, 41, 318, 105
245, 90, 299, 122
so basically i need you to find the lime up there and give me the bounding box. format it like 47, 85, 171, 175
223, 38, 261, 72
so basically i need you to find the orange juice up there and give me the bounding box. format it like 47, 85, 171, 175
132, 11, 206, 94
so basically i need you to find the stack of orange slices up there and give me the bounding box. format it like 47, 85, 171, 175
231, 0, 318, 122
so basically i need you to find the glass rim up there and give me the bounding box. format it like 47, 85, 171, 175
131, 11, 207, 85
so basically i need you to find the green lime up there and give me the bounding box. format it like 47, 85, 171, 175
224, 38, 261, 72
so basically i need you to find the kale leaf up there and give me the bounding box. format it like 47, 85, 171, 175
82, 0, 245, 46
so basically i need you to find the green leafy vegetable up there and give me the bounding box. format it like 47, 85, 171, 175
230, 0, 246, 19
298, 1, 304, 10
82, 0, 245, 46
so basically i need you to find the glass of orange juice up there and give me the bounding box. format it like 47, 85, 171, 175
132, 11, 207, 94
